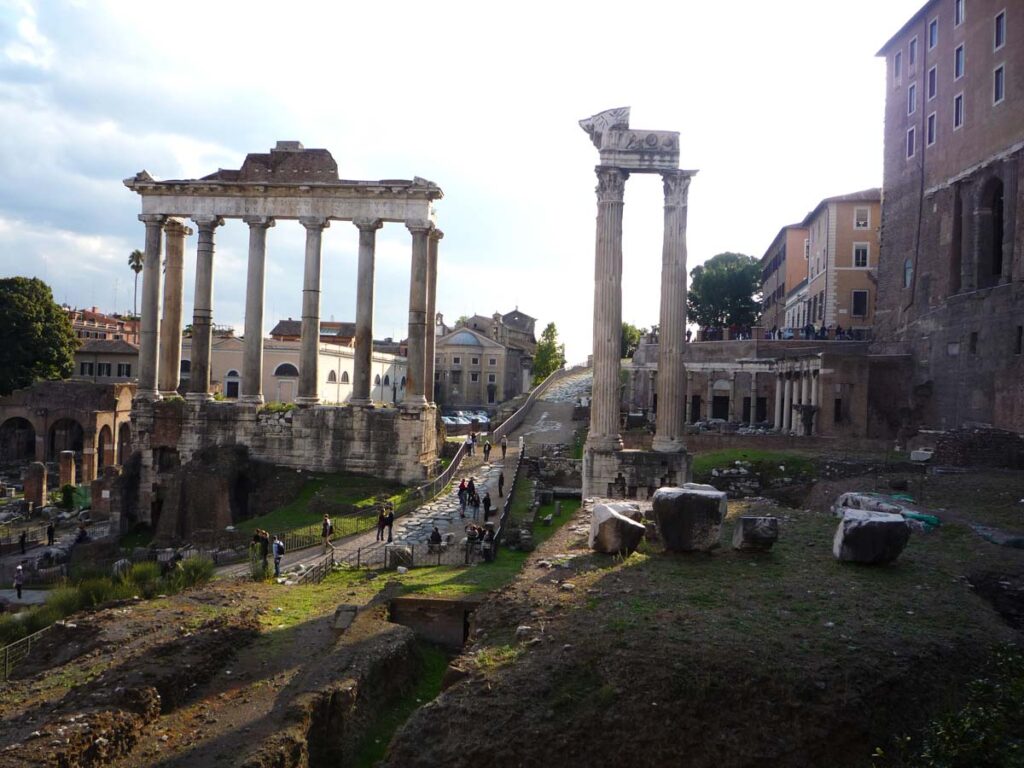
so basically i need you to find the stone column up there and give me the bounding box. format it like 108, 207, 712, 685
782, 371, 793, 433
159, 219, 190, 396
241, 216, 274, 404
587, 167, 628, 451
706, 375, 714, 421
352, 218, 382, 405
728, 372, 738, 422
810, 368, 820, 434
653, 170, 691, 452
59, 450, 76, 487
297, 217, 330, 406
404, 220, 432, 406
24, 462, 46, 510
774, 373, 784, 430
188, 216, 222, 401
136, 214, 167, 401
749, 372, 757, 427
425, 229, 443, 404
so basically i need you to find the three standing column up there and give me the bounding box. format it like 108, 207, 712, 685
653, 170, 691, 452
425, 229, 443, 405
159, 219, 190, 397
241, 216, 274, 404
587, 167, 628, 452
188, 216, 222, 401
136, 214, 167, 401
404, 220, 432, 407
352, 218, 382, 405
297, 217, 329, 405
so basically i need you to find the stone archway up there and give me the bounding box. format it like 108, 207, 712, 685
49, 417, 84, 460
975, 176, 1005, 289
97, 424, 114, 470
117, 422, 131, 465
0, 417, 35, 463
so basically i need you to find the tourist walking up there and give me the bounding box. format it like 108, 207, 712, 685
467, 478, 476, 499
385, 507, 395, 543
470, 492, 481, 521
376, 508, 388, 542
321, 514, 334, 552
498, 471, 505, 497
272, 535, 285, 577
46, 521, 55, 546
459, 487, 468, 518
464, 434, 473, 456
13, 564, 24, 600
500, 434, 508, 460
482, 491, 492, 520
483, 440, 491, 462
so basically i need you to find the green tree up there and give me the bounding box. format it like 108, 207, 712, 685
686, 252, 762, 328
621, 322, 645, 358
0, 277, 78, 396
128, 249, 144, 317
532, 322, 566, 384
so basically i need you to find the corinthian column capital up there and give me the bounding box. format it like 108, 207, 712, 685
353, 217, 383, 232
662, 170, 692, 207
405, 219, 434, 236
595, 166, 628, 203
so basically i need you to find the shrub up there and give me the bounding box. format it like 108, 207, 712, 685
46, 586, 85, 617
168, 556, 214, 591
60, 484, 76, 510
0, 612, 29, 646
122, 560, 161, 598
77, 577, 121, 607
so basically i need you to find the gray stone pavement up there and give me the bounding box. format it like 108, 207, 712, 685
0, 589, 47, 606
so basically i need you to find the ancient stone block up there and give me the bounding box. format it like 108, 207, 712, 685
59, 451, 76, 487
732, 516, 779, 552
24, 461, 46, 510
832, 510, 910, 564
652, 486, 727, 552
589, 502, 646, 556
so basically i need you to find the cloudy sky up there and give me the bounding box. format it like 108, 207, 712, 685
0, 0, 921, 362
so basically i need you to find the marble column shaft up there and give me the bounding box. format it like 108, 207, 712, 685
404, 220, 432, 406
749, 372, 757, 426
297, 217, 329, 405
137, 214, 166, 400
241, 216, 274, 403
782, 372, 793, 432
653, 170, 690, 452
159, 220, 189, 396
588, 167, 628, 451
810, 368, 820, 434
352, 218, 382, 404
425, 229, 443, 404
188, 216, 222, 401
774, 373, 784, 429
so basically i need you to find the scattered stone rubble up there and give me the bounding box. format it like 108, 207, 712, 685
588, 502, 645, 556
832, 509, 910, 565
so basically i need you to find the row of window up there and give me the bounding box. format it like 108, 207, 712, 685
906, 58, 1006, 121
949, 326, 1023, 356
905, 68, 1003, 158
786, 290, 870, 326
443, 371, 498, 384
893, 8, 1006, 84
450, 356, 498, 366
79, 362, 132, 377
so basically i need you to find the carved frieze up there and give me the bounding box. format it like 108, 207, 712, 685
579, 107, 631, 149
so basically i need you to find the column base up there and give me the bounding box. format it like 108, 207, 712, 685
185, 392, 214, 403
239, 395, 264, 405
349, 398, 373, 408
651, 436, 687, 453
135, 389, 162, 402
402, 395, 428, 408
586, 434, 624, 452
294, 396, 320, 407
158, 390, 180, 399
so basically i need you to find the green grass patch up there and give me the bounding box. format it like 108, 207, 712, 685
119, 524, 155, 551
352, 643, 450, 768
258, 401, 295, 414
690, 448, 816, 483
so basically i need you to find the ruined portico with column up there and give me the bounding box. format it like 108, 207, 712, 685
124, 142, 444, 523
579, 108, 696, 499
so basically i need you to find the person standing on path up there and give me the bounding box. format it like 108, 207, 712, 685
500, 434, 508, 460
483, 440, 491, 462
272, 535, 285, 577
259, 530, 270, 574
322, 514, 334, 552
498, 471, 505, 497
470, 492, 481, 521
46, 521, 55, 546
376, 508, 387, 542
482, 491, 492, 520
385, 507, 395, 543
464, 434, 473, 456
467, 478, 476, 499
13, 564, 24, 600
19, 530, 26, 554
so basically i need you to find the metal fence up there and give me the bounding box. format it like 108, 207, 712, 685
1, 624, 53, 681
295, 549, 335, 585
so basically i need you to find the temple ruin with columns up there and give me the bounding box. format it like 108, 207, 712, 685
123, 142, 444, 524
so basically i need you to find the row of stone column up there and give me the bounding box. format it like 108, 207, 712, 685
772, 361, 820, 435
136, 214, 442, 407
589, 167, 693, 454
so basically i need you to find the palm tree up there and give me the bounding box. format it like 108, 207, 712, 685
128, 249, 144, 317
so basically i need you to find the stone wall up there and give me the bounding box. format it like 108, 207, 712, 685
583, 448, 690, 500
931, 428, 1024, 469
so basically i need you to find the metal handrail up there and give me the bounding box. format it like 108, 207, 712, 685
1, 624, 54, 681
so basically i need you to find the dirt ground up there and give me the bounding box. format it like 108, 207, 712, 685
380, 469, 1024, 768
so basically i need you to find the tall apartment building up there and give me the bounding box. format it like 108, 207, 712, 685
875, 0, 1023, 431
759, 224, 808, 331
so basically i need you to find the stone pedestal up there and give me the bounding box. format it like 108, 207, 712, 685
59, 450, 76, 487
24, 461, 46, 509
582, 448, 690, 501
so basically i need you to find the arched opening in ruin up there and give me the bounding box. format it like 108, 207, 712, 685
117, 422, 131, 465
225, 370, 240, 399
48, 418, 84, 460
975, 176, 1005, 289
97, 424, 113, 471
273, 363, 299, 403
0, 417, 35, 463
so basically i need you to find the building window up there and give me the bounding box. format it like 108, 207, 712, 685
804, 239, 810, 259
488, 373, 496, 383
80, 362, 94, 376
928, 66, 937, 99
969, 331, 978, 353
954, 93, 964, 129
904, 258, 914, 288
927, 112, 937, 145
470, 372, 479, 383
893, 51, 902, 84
928, 17, 938, 49
995, 11, 1006, 50
341, 371, 349, 383
908, 82, 917, 114
452, 356, 460, 365
117, 363, 131, 377
994, 65, 1005, 104
955, 0, 964, 26
852, 290, 869, 317
854, 243, 869, 268
854, 208, 870, 229
909, 36, 918, 68
954, 45, 964, 79
471, 357, 479, 365
327, 370, 337, 383
450, 370, 461, 386
907, 126, 916, 158
97, 362, 112, 377
489, 357, 497, 366
273, 363, 299, 377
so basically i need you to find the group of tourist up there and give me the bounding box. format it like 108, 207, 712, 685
250, 528, 286, 577
375, 506, 396, 543
463, 432, 509, 461
765, 324, 857, 341
465, 523, 496, 561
